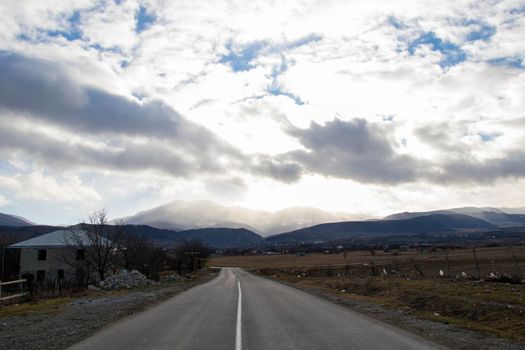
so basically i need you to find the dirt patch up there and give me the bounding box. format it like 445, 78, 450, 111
0, 272, 217, 350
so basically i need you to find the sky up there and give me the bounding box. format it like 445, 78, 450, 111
0, 0, 525, 225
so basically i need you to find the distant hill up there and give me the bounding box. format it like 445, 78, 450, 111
384, 207, 525, 227
265, 214, 495, 245
97, 224, 186, 248
0, 223, 260, 249
105, 225, 262, 248
499, 207, 525, 215
122, 200, 367, 236
0, 225, 60, 244
0, 213, 34, 227
177, 228, 262, 248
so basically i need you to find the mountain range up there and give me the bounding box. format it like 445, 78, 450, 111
265, 213, 495, 245
383, 207, 525, 227
121, 200, 366, 236
0, 224, 262, 249
1, 203, 524, 248
0, 212, 34, 227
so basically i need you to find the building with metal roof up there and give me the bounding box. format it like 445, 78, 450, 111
9, 229, 106, 249
9, 229, 109, 286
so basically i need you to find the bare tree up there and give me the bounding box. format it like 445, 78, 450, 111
71, 209, 124, 281
119, 233, 162, 278
120, 233, 146, 271
173, 239, 211, 274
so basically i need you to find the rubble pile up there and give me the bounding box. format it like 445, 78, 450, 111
99, 269, 154, 290
485, 272, 522, 284
161, 273, 185, 282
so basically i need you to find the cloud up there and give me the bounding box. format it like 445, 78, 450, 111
0, 171, 101, 202
0, 194, 7, 207
0, 52, 308, 185
414, 120, 525, 185
219, 34, 322, 72
285, 118, 420, 184
1, 0, 525, 222
436, 151, 525, 184
250, 155, 303, 183
0, 52, 251, 178
487, 56, 525, 69
414, 122, 468, 155
283, 117, 525, 186
80, 0, 138, 50
465, 21, 496, 42
46, 11, 83, 41
0, 53, 186, 139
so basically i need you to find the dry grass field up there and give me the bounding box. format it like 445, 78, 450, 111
211, 245, 525, 277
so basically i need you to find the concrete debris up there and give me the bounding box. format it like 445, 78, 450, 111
485, 272, 522, 284
99, 270, 154, 290
161, 273, 185, 282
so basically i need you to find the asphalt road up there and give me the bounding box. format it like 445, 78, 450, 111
69, 268, 444, 350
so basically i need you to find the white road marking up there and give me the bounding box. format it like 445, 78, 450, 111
235, 278, 242, 350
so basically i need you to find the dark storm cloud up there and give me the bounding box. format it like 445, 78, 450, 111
285, 118, 420, 184
0, 52, 246, 178
0, 53, 223, 147
433, 152, 525, 184
249, 155, 303, 183
0, 125, 197, 176
282, 117, 525, 185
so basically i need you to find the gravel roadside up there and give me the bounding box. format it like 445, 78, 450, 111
262, 276, 525, 350
0, 272, 218, 350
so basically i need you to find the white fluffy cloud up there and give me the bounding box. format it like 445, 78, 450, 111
0, 0, 525, 223
0, 171, 101, 203
0, 194, 7, 207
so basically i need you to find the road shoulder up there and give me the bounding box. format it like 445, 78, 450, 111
0, 271, 218, 350
253, 271, 525, 350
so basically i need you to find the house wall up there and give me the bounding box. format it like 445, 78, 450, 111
19, 248, 77, 280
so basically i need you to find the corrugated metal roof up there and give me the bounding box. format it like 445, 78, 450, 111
9, 229, 108, 248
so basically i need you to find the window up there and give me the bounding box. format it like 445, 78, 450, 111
37, 270, 46, 282
76, 249, 85, 261
57, 269, 64, 280
37, 249, 47, 261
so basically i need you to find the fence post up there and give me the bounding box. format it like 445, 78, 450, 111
511, 248, 522, 279
446, 249, 451, 277
1, 279, 28, 306
411, 259, 424, 277
472, 247, 480, 280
